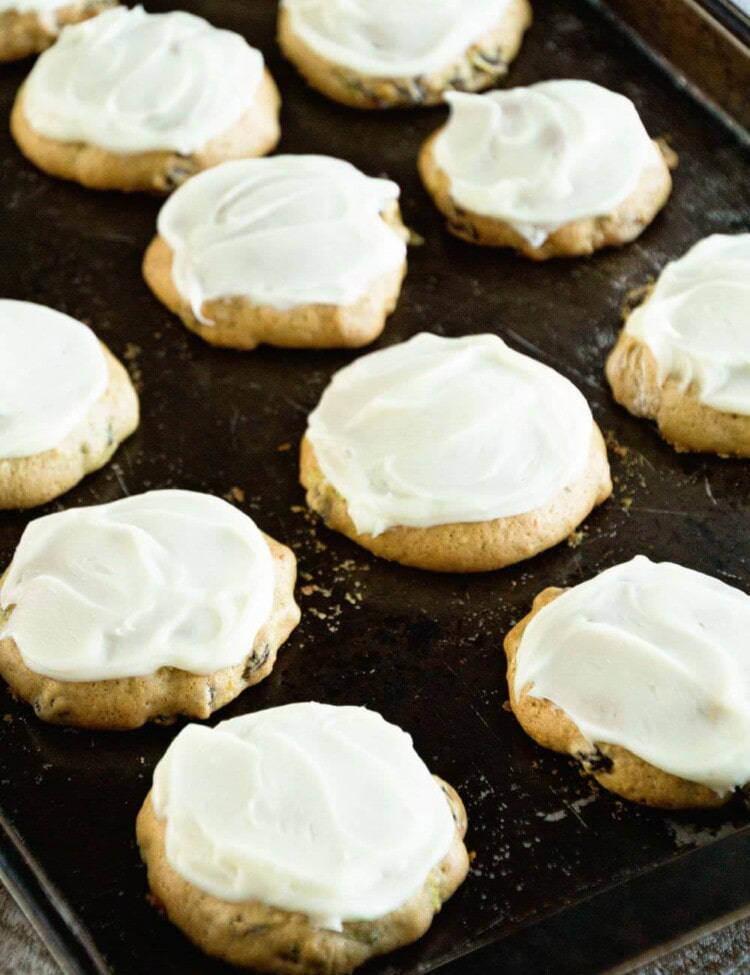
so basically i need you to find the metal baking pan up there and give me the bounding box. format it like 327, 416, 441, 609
0, 1, 748, 973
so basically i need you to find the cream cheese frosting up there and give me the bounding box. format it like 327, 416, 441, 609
514, 556, 750, 794
0, 490, 275, 681
281, 0, 512, 78
21, 6, 265, 155
150, 702, 456, 928
625, 234, 750, 415
0, 300, 108, 460
306, 332, 594, 536
156, 155, 406, 320
433, 81, 662, 247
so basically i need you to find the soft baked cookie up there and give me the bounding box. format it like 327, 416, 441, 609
419, 80, 674, 259
0, 0, 115, 62
137, 703, 469, 973
143, 156, 408, 351
505, 556, 750, 809
0, 490, 300, 729
0, 300, 138, 509
301, 332, 612, 572
278, 0, 531, 109
606, 233, 750, 456
10, 6, 280, 193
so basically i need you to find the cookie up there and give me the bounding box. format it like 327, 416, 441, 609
606, 233, 750, 456
10, 6, 280, 193
0, 490, 300, 729
301, 332, 612, 572
143, 156, 408, 351
0, 300, 138, 509
505, 556, 750, 809
0, 0, 115, 61
419, 80, 674, 259
278, 0, 531, 109
137, 703, 469, 974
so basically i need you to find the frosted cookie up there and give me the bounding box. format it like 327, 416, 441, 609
0, 300, 138, 509
505, 556, 750, 809
606, 234, 750, 456
143, 156, 408, 351
137, 702, 469, 973
0, 490, 300, 729
10, 6, 281, 193
0, 0, 115, 62
301, 333, 612, 572
278, 0, 531, 109
419, 80, 674, 259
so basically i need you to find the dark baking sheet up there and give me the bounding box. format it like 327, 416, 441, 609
0, 1, 749, 973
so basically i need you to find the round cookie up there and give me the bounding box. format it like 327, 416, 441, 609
278, 0, 531, 109
419, 80, 674, 259
505, 556, 750, 809
0, 490, 300, 729
0, 0, 115, 62
143, 156, 408, 351
0, 300, 138, 509
606, 233, 750, 456
301, 332, 612, 572
137, 703, 469, 973
10, 6, 281, 194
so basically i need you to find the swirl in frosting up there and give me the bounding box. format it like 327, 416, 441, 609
306, 332, 594, 536
156, 155, 406, 320
0, 490, 275, 681
514, 556, 750, 794
21, 6, 264, 155
281, 0, 512, 78
433, 80, 662, 247
0, 300, 108, 460
624, 234, 750, 415
150, 702, 456, 927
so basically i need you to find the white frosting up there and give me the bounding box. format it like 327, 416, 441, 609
306, 332, 594, 536
625, 234, 750, 415
22, 6, 264, 155
282, 0, 512, 78
156, 156, 406, 321
433, 81, 662, 247
151, 702, 456, 928
0, 490, 275, 682
0, 0, 67, 13
514, 556, 750, 794
0, 300, 108, 460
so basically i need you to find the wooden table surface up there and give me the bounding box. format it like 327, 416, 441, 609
3, 882, 750, 975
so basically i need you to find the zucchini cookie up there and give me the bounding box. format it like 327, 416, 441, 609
10, 5, 281, 193
0, 300, 138, 509
278, 0, 531, 109
419, 80, 674, 259
0, 490, 300, 729
137, 702, 469, 974
143, 156, 408, 351
606, 233, 750, 456
0, 0, 115, 62
505, 556, 750, 809
301, 332, 612, 572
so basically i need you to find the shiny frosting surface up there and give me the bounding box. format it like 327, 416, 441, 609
0, 490, 274, 681
625, 233, 750, 415
282, 0, 511, 78
514, 556, 750, 794
151, 702, 456, 927
306, 332, 594, 536
434, 80, 660, 247
157, 155, 406, 319
0, 300, 107, 459
22, 6, 264, 154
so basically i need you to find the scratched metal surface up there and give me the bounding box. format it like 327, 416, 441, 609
0, 1, 748, 973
